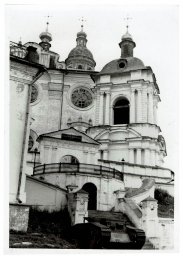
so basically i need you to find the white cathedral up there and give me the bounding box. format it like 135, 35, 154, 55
9, 21, 174, 249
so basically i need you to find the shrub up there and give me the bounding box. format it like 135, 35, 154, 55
27, 207, 71, 237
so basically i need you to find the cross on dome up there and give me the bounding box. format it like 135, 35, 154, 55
124, 15, 132, 32
44, 15, 52, 32
79, 17, 86, 31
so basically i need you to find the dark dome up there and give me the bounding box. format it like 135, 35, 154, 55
99, 57, 145, 75
68, 46, 94, 60
77, 31, 87, 37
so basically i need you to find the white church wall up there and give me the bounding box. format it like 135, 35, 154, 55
61, 73, 96, 129
39, 139, 99, 165
34, 172, 125, 211
30, 71, 63, 135
25, 176, 67, 211
10, 61, 40, 203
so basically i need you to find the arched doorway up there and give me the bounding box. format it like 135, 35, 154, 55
82, 183, 97, 210
60, 155, 79, 164
113, 97, 130, 124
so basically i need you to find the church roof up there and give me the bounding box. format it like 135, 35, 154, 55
68, 46, 94, 60
37, 127, 100, 145
99, 57, 145, 75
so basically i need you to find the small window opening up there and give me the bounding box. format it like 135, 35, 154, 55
78, 65, 83, 69
119, 61, 126, 68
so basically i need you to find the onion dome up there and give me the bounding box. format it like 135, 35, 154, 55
39, 21, 52, 51
65, 27, 96, 71
122, 31, 133, 40
119, 26, 136, 58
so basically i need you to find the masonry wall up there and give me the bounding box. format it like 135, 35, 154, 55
10, 60, 40, 203
25, 176, 67, 211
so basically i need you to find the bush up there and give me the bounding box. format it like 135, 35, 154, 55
154, 188, 174, 218
27, 207, 71, 237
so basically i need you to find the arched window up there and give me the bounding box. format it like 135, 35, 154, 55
60, 155, 79, 164
30, 85, 38, 103
82, 183, 97, 210
113, 97, 130, 124
28, 135, 34, 151
78, 65, 83, 70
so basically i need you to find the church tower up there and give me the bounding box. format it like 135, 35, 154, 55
65, 21, 96, 70
87, 26, 166, 170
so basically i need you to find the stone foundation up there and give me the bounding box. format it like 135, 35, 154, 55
9, 203, 30, 232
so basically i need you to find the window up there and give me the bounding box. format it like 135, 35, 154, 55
30, 85, 38, 103
78, 65, 83, 69
61, 155, 79, 164
113, 97, 130, 124
119, 61, 126, 68
28, 136, 34, 151
71, 87, 93, 108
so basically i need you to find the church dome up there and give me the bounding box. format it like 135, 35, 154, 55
122, 31, 133, 41
99, 57, 145, 75
68, 46, 94, 60
77, 31, 87, 38
65, 28, 96, 70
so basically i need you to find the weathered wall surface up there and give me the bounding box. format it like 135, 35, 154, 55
158, 218, 174, 249
9, 204, 30, 232
10, 60, 40, 203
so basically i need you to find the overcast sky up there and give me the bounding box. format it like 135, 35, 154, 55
6, 3, 179, 172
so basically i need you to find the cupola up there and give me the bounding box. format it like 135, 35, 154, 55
39, 20, 52, 51
65, 20, 96, 71
119, 26, 136, 58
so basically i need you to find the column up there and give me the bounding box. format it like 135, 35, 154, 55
148, 91, 154, 123
130, 90, 135, 123
105, 92, 110, 125
153, 105, 158, 124
144, 149, 150, 165
137, 89, 142, 123
136, 148, 142, 164
129, 148, 134, 163
99, 92, 104, 125
103, 150, 109, 160
151, 150, 156, 166
83, 151, 89, 164
51, 147, 57, 163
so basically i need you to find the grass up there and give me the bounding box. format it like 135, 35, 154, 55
9, 207, 77, 249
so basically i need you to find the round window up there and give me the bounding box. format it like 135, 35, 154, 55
71, 88, 93, 108
30, 85, 38, 103
119, 61, 126, 68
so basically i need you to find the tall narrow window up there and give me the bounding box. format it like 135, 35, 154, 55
100, 150, 104, 160
134, 149, 137, 164
113, 97, 129, 124
103, 92, 106, 124
135, 90, 138, 123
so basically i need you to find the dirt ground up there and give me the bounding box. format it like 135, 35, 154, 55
9, 232, 77, 249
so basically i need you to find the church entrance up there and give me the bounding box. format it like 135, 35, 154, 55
82, 183, 97, 210
113, 97, 129, 124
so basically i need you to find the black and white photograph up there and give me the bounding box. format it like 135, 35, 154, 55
2, 0, 181, 253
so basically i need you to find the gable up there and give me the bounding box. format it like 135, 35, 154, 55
37, 128, 100, 145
